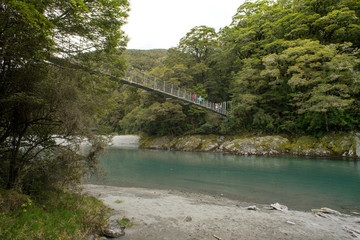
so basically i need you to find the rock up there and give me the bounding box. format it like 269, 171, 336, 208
270, 203, 288, 212
355, 136, 360, 157
263, 206, 274, 210
343, 226, 360, 238
312, 207, 342, 217
318, 207, 341, 215
348, 148, 354, 156
202, 143, 219, 151
140, 133, 360, 158
86, 235, 96, 240
102, 228, 125, 238
169, 136, 202, 151
286, 220, 296, 225
149, 136, 171, 149
184, 216, 192, 222
246, 205, 259, 211
102, 219, 126, 238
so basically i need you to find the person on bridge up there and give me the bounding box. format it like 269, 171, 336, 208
198, 96, 203, 104
192, 93, 196, 102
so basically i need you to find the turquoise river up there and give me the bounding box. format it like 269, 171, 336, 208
90, 146, 360, 213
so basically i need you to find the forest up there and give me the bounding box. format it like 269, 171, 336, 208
0, 0, 129, 195
111, 0, 360, 137
0, 1, 132, 238
0, 0, 359, 237
1, 0, 360, 192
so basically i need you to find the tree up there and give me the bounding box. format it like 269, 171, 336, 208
220, 0, 360, 134
119, 101, 187, 136
123, 49, 168, 71
0, 0, 129, 191
280, 40, 359, 132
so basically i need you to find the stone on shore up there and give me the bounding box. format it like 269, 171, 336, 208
102, 228, 125, 238
139, 132, 360, 158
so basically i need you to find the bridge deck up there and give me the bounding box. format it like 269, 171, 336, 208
118, 71, 228, 116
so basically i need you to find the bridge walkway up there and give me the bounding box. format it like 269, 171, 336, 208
118, 70, 229, 116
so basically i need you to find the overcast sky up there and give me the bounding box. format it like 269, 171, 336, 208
123, 0, 245, 50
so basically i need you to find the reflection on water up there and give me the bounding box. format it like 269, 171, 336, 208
90, 147, 360, 212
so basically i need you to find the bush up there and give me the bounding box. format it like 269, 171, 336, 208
0, 189, 109, 240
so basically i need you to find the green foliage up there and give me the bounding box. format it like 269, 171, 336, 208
117, 217, 134, 228
195, 123, 217, 134
292, 136, 319, 150
178, 25, 218, 63
0, 0, 129, 191
0, 190, 108, 240
0, 189, 29, 213
220, 0, 360, 135
105, 0, 360, 137
124, 49, 168, 71
119, 101, 188, 136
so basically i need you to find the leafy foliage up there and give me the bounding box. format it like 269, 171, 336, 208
124, 49, 168, 71
0, 0, 129, 191
106, 0, 359, 137
0, 190, 109, 239
221, 0, 360, 135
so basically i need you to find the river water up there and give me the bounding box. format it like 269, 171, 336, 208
89, 136, 360, 213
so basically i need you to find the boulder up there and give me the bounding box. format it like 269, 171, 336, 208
246, 205, 259, 211
102, 228, 125, 238
269, 203, 288, 212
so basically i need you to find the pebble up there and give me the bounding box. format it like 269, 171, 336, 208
246, 205, 259, 211
184, 216, 192, 222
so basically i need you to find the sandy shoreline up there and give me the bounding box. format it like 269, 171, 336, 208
83, 184, 360, 240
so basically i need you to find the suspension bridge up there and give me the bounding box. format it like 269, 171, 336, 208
114, 70, 229, 116
47, 57, 229, 116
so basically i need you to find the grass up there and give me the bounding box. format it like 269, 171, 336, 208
0, 189, 109, 240
117, 217, 134, 228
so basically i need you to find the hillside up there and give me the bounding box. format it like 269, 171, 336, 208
123, 49, 168, 71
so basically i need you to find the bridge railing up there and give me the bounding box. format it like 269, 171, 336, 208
124, 70, 229, 116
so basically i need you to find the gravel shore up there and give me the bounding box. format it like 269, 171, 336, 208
83, 184, 360, 240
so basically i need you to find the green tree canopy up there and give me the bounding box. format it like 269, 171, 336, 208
0, 0, 129, 191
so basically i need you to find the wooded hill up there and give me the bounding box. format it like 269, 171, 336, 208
124, 49, 168, 71
107, 0, 360, 137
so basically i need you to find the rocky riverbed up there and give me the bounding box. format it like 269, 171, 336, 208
83, 184, 360, 240
139, 132, 360, 158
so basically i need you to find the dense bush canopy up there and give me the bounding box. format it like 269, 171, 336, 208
0, 0, 129, 191
114, 0, 359, 136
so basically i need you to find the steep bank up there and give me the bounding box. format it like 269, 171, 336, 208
139, 132, 360, 158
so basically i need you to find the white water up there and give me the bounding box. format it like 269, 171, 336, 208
110, 135, 139, 148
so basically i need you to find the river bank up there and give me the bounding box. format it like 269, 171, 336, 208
139, 132, 360, 159
83, 184, 360, 240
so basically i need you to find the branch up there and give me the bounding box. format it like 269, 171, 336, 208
213, 235, 223, 240
51, 9, 71, 24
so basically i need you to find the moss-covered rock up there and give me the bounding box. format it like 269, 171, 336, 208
139, 132, 360, 159
289, 136, 330, 156
139, 136, 173, 149
172, 135, 203, 151
219, 136, 289, 155
318, 132, 360, 157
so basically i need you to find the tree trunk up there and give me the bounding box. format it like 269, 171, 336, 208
7, 123, 28, 190
325, 112, 329, 132
7, 160, 19, 189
